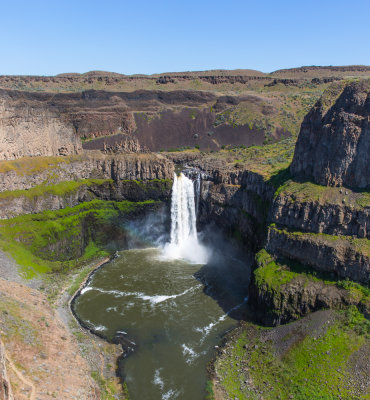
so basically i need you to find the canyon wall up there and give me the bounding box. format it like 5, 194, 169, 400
0, 78, 368, 328
290, 80, 370, 189
0, 89, 82, 160
0, 152, 174, 192
270, 189, 369, 238
0, 87, 290, 160
247, 80, 370, 325
0, 179, 172, 219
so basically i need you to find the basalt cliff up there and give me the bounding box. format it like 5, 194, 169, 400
0, 71, 368, 399
291, 80, 370, 189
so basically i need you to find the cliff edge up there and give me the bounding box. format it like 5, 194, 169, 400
290, 79, 370, 189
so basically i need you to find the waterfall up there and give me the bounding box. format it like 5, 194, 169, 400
163, 173, 208, 264
170, 173, 197, 245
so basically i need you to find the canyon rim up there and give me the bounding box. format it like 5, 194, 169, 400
0, 67, 368, 400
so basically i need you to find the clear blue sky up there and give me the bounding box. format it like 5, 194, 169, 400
1, 0, 369, 75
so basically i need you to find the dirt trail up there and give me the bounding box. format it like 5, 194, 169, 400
5, 351, 36, 400
0, 278, 97, 399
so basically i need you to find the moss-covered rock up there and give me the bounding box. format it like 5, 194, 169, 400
0, 199, 162, 278
251, 249, 369, 325
213, 308, 369, 400
266, 225, 370, 284
0, 178, 172, 218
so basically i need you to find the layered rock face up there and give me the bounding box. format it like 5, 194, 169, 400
0, 88, 219, 160
0, 152, 174, 193
290, 80, 370, 189
0, 87, 289, 159
244, 81, 370, 325
0, 90, 82, 160
270, 190, 369, 238
266, 226, 369, 284
0, 179, 172, 219
82, 133, 148, 154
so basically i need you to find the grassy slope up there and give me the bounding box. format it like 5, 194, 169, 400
274, 179, 370, 210
215, 308, 369, 400
0, 178, 111, 200
254, 249, 369, 306
0, 155, 83, 176
0, 199, 158, 278
269, 225, 370, 258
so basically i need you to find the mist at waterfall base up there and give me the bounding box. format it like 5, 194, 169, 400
162, 173, 209, 264
124, 172, 210, 264
73, 172, 251, 399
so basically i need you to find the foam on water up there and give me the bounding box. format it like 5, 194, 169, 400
194, 296, 249, 342
83, 284, 202, 305
153, 369, 164, 390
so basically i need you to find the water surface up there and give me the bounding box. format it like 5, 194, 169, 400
73, 247, 249, 400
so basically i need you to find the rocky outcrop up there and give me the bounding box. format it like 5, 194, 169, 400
266, 226, 369, 284
0, 87, 289, 157
0, 90, 82, 160
251, 273, 360, 326
249, 249, 369, 326
290, 80, 370, 189
0, 340, 13, 400
270, 192, 369, 239
0, 152, 174, 192
176, 158, 276, 248
177, 155, 276, 197
82, 133, 148, 154
0, 179, 172, 219
197, 182, 263, 249
37, 200, 165, 262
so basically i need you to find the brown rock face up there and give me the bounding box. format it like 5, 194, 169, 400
0, 152, 174, 193
266, 226, 369, 284
290, 80, 370, 189
0, 340, 13, 400
82, 133, 148, 154
0, 90, 82, 160
270, 193, 369, 239
250, 274, 359, 326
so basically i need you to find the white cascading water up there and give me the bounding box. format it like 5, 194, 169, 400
163, 173, 208, 264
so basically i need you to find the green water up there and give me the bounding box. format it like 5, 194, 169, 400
73, 247, 249, 400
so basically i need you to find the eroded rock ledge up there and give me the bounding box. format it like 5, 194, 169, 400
0, 152, 174, 192
290, 79, 370, 189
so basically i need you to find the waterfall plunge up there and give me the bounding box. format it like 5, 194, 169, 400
163, 173, 208, 264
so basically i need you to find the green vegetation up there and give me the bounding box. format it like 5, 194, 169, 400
0, 178, 112, 201
215, 309, 369, 399
91, 370, 124, 400
274, 179, 370, 210
254, 249, 299, 291
213, 90, 320, 138
269, 225, 370, 258
205, 380, 215, 400
254, 249, 369, 305
163, 146, 200, 152
0, 155, 83, 176
0, 199, 158, 278
213, 136, 295, 179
